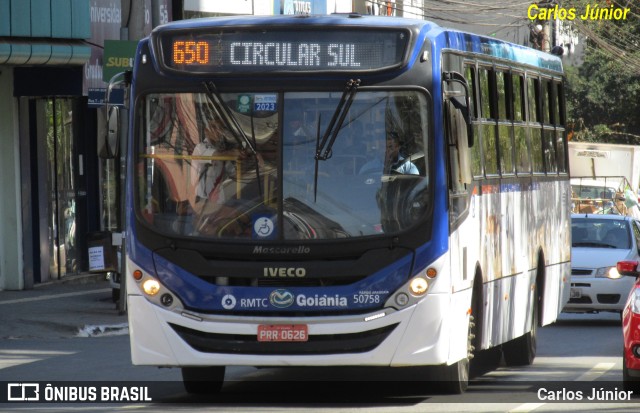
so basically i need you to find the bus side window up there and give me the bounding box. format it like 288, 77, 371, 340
527, 76, 545, 174
465, 65, 477, 119
513, 73, 531, 175
497, 70, 514, 176
465, 64, 483, 178
479, 67, 498, 176
555, 81, 567, 173
543, 79, 557, 174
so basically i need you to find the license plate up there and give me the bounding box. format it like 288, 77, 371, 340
570, 288, 582, 299
257, 324, 308, 342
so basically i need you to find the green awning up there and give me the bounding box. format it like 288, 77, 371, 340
0, 40, 91, 65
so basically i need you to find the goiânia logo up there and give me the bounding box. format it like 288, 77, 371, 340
269, 289, 294, 308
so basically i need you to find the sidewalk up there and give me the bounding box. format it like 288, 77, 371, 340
0, 274, 128, 340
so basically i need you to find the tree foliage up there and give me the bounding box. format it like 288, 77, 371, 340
563, 0, 640, 144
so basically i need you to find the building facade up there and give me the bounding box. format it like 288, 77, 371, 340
0, 0, 172, 290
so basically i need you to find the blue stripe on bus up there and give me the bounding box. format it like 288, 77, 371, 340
441, 30, 563, 72
147, 246, 416, 313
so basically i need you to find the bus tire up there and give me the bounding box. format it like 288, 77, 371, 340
182, 366, 225, 395
469, 270, 503, 377
503, 284, 538, 366
436, 358, 469, 394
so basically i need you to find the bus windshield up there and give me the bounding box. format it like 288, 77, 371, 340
135, 90, 430, 240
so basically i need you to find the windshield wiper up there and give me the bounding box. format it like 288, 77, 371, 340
203, 81, 257, 156
201, 81, 262, 197
312, 79, 360, 202
315, 79, 360, 161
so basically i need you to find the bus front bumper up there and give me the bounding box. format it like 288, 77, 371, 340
127, 292, 458, 368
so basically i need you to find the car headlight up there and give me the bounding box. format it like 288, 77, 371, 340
595, 266, 622, 279
632, 288, 640, 315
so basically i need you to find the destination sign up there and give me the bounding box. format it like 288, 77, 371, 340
154, 29, 409, 74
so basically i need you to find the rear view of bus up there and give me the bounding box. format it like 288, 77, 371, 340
125, 14, 569, 394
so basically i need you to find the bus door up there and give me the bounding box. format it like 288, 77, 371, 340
443, 55, 476, 294
445, 98, 475, 291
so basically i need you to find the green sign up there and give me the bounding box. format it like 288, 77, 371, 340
103, 40, 138, 82
237, 95, 252, 113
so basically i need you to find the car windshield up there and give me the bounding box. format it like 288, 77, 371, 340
571, 218, 631, 249
135, 90, 430, 240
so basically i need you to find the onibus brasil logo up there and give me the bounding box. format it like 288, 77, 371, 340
6, 383, 152, 402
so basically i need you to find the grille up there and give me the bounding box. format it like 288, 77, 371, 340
571, 269, 593, 276
597, 294, 621, 304
568, 296, 592, 304
197, 275, 368, 287
169, 322, 399, 355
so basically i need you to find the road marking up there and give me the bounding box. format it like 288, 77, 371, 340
509, 403, 545, 413
576, 362, 615, 381
0, 349, 75, 369
509, 362, 616, 412
0, 288, 111, 305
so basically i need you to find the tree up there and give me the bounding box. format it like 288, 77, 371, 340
563, 0, 640, 143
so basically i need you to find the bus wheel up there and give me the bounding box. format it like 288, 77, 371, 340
182, 366, 225, 395
436, 358, 469, 394
503, 286, 538, 366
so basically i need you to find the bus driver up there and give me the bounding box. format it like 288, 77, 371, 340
359, 131, 419, 175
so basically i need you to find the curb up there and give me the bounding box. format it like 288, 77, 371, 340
33, 272, 110, 288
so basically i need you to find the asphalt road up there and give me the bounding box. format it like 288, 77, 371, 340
0, 278, 638, 412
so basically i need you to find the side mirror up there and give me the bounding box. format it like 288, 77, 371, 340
444, 71, 474, 148
99, 106, 119, 159
99, 71, 130, 159
449, 96, 474, 148
617, 260, 640, 277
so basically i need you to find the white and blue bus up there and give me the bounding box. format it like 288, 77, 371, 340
123, 14, 571, 394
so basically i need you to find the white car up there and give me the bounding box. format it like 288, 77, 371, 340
565, 214, 640, 314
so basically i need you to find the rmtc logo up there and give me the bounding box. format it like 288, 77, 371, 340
269, 289, 295, 308
263, 267, 306, 277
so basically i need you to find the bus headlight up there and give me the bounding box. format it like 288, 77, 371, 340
409, 277, 429, 296
142, 279, 161, 296
130, 267, 182, 311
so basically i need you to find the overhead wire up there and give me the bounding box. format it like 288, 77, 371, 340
363, 0, 640, 72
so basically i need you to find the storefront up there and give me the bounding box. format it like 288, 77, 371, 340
14, 69, 97, 285
0, 1, 92, 289
0, 0, 172, 290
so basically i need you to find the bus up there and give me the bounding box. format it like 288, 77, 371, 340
121, 14, 571, 394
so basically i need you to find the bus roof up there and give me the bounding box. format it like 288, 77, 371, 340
437, 29, 563, 73
151, 14, 439, 33
150, 14, 563, 74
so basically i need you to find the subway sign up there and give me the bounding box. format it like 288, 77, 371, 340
153, 28, 409, 74
103, 40, 139, 82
